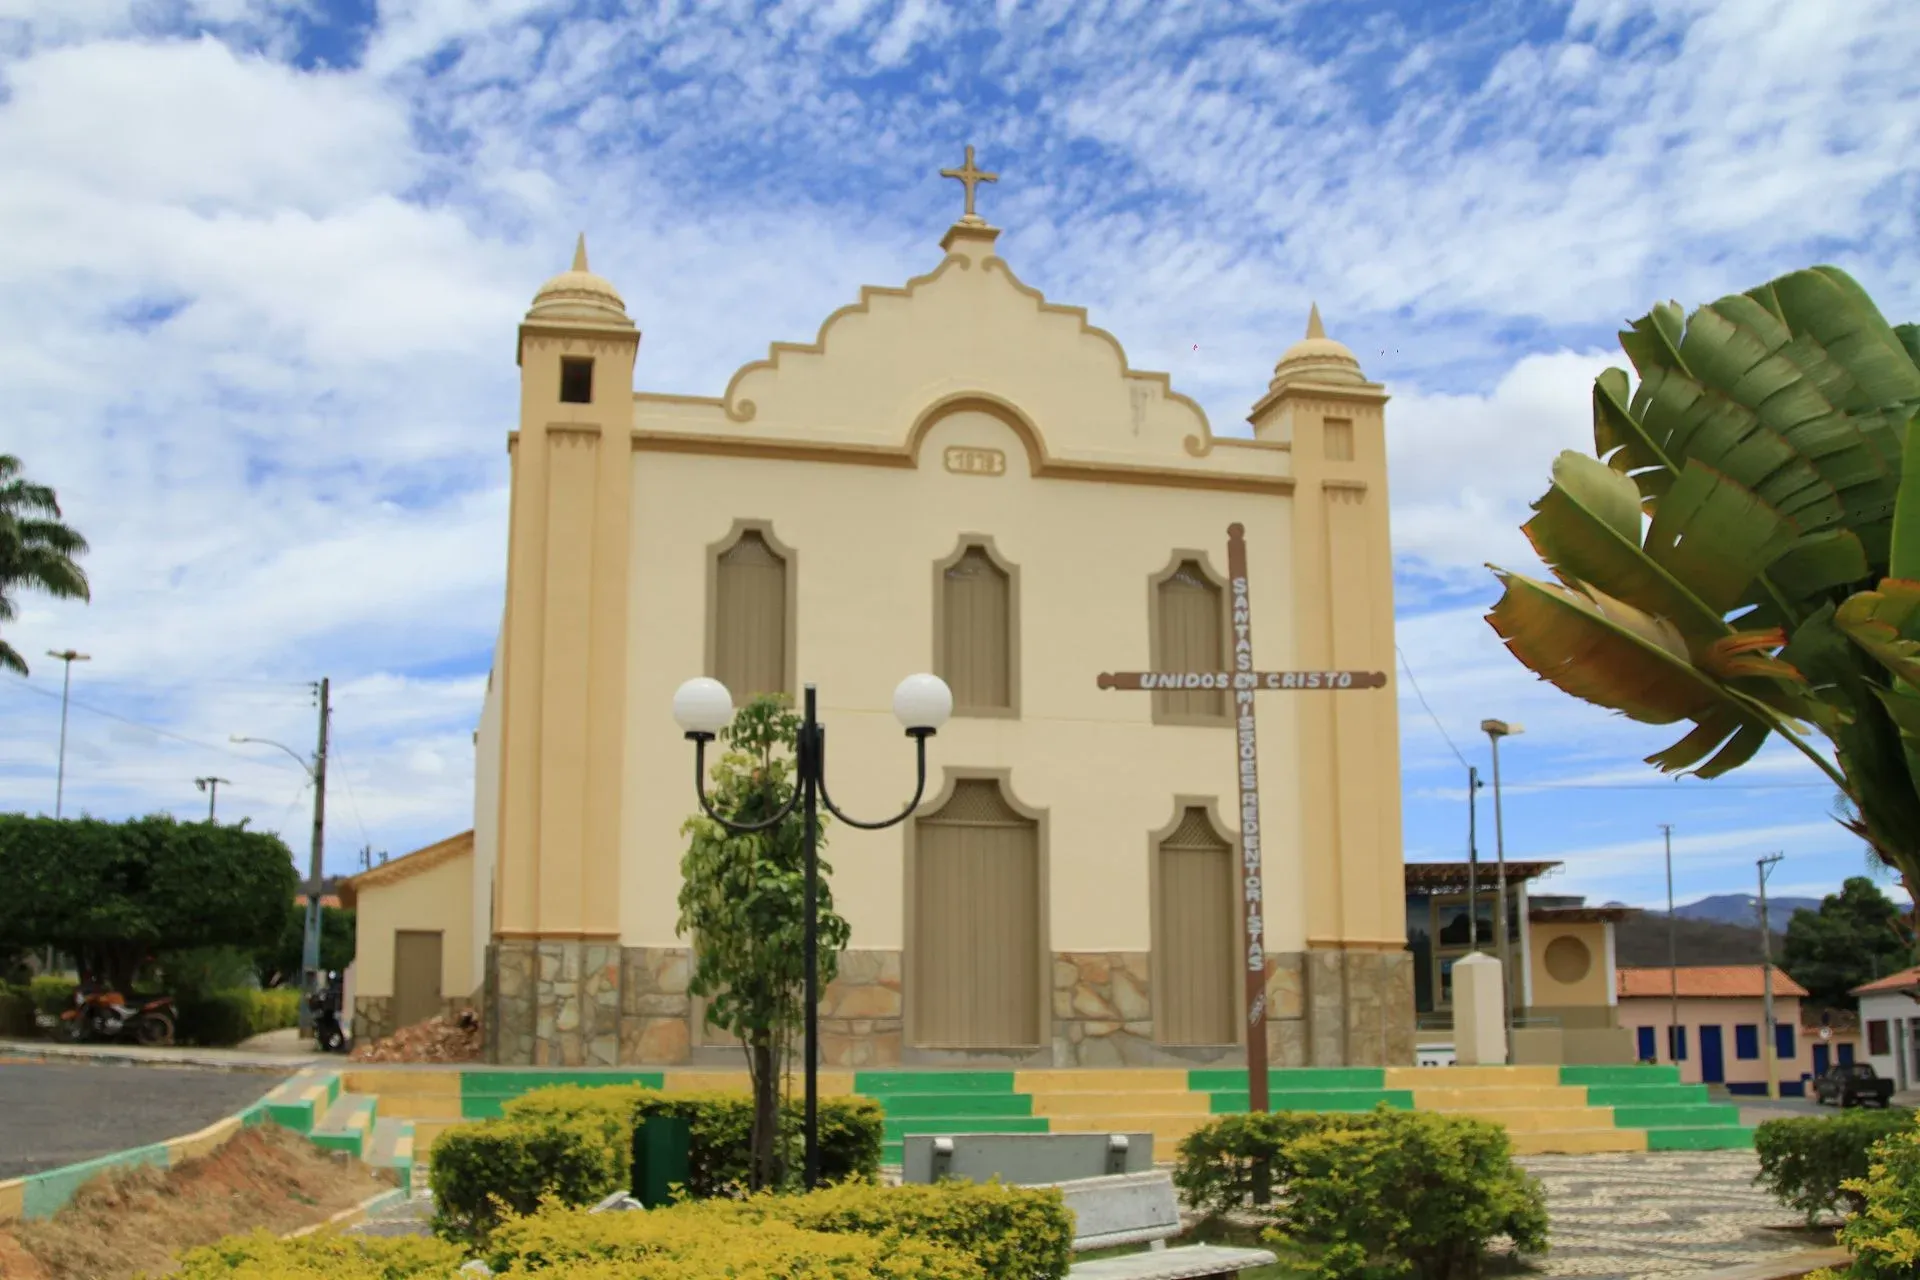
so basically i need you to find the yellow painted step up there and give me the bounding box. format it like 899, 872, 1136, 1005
1411, 1086, 1589, 1110
367, 1092, 464, 1121
1040, 1114, 1210, 1144
660, 1071, 855, 1096
1015, 1069, 1190, 1093
1508, 1129, 1647, 1155
343, 1070, 463, 1096
1384, 1066, 1560, 1090
1027, 1092, 1208, 1117
410, 1119, 480, 1153
1439, 1107, 1617, 1133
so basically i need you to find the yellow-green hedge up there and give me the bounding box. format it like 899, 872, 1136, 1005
169, 1230, 466, 1278
486, 1180, 1072, 1280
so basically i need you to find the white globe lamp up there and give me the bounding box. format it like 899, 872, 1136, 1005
892, 673, 953, 734
672, 677, 734, 736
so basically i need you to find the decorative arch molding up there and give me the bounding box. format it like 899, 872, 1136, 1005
931, 534, 1023, 719
902, 767, 1052, 1053
906, 393, 1049, 476
1147, 794, 1245, 1048
703, 518, 800, 701
1146, 549, 1233, 727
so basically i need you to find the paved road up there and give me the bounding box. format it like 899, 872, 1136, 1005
0, 1061, 287, 1180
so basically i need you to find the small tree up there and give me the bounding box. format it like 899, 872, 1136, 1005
0, 813, 298, 991
254, 900, 357, 988
676, 694, 851, 1191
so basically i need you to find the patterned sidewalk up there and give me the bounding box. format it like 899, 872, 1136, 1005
1510, 1150, 1837, 1278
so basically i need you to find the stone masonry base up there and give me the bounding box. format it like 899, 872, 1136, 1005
481, 942, 1413, 1068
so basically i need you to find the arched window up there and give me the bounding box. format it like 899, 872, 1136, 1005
710, 526, 791, 701
935, 539, 1017, 715
1152, 558, 1227, 722
1154, 805, 1237, 1045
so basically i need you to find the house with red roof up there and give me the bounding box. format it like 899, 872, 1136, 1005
1616, 965, 1853, 1097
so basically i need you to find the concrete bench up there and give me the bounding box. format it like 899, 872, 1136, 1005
901, 1131, 1154, 1185
1057, 1170, 1275, 1280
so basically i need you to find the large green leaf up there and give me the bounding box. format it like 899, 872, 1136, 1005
1642, 460, 1799, 614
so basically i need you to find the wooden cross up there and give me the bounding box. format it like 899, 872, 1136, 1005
1097, 523, 1387, 1114
939, 144, 998, 220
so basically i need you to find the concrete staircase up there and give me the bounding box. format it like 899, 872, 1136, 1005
259, 1069, 417, 1186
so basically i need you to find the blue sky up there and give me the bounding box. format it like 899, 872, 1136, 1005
0, 0, 1916, 911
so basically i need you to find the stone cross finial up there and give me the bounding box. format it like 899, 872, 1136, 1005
940, 145, 998, 223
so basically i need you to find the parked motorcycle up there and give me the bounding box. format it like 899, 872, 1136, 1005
61, 985, 176, 1046
309, 972, 348, 1054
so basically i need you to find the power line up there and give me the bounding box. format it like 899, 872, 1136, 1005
271, 780, 313, 840
3, 680, 305, 769
325, 740, 375, 854
1396, 645, 1470, 770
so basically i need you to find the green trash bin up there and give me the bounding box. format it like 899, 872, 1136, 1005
631, 1115, 692, 1208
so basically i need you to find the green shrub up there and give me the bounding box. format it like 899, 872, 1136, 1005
1176, 1108, 1548, 1280
170, 1229, 466, 1278
762, 1178, 1072, 1280
628, 1089, 883, 1196
487, 1197, 981, 1280
1828, 1121, 1920, 1279
0, 983, 35, 1037
1754, 1110, 1916, 1226
28, 974, 76, 1016
430, 1116, 628, 1247
172, 988, 301, 1045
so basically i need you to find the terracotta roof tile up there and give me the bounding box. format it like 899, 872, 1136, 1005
1853, 965, 1920, 996
1617, 965, 1807, 1000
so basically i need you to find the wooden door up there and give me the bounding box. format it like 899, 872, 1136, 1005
1156, 807, 1236, 1045
910, 780, 1040, 1048
393, 930, 444, 1029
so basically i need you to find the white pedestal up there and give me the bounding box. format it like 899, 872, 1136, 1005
1452, 951, 1508, 1066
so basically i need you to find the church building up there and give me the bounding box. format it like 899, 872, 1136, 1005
358, 152, 1412, 1069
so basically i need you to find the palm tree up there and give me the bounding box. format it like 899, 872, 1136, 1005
0, 453, 90, 676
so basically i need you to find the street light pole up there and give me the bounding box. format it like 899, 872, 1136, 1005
1481, 720, 1523, 1063
1467, 765, 1482, 953
1661, 825, 1678, 1062
195, 776, 232, 821
675, 674, 951, 1190
1758, 853, 1784, 1100
46, 649, 90, 818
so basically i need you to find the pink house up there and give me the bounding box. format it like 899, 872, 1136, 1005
1617, 965, 1838, 1097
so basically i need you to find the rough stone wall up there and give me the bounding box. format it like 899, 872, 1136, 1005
528, 941, 621, 1066
1265, 951, 1308, 1067
819, 949, 902, 1067
1051, 952, 1153, 1066
489, 940, 537, 1064
351, 995, 393, 1045
1293, 948, 1416, 1067
620, 946, 693, 1064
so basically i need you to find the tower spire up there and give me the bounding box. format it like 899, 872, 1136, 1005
1306, 302, 1325, 340
571, 233, 589, 273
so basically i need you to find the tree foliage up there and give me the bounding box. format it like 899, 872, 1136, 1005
0, 813, 298, 991
1487, 267, 1920, 951
1783, 877, 1912, 1008
676, 694, 851, 1191
0, 452, 90, 677
254, 901, 357, 987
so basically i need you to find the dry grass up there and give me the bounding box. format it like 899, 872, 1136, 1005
0, 1123, 395, 1280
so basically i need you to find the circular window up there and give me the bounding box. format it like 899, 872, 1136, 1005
1543, 935, 1592, 985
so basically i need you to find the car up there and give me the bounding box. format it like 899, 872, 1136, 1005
1812, 1063, 1895, 1109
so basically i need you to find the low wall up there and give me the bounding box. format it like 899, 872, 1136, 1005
0, 1103, 273, 1222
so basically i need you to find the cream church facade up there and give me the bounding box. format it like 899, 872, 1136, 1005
372, 157, 1412, 1069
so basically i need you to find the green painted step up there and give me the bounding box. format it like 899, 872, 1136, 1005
1584, 1083, 1711, 1108
1613, 1104, 1743, 1130
882, 1117, 1050, 1142
1189, 1068, 1387, 1091
263, 1072, 343, 1133
310, 1093, 378, 1159
1647, 1126, 1756, 1151
878, 1093, 1034, 1118
1561, 1064, 1681, 1086
1208, 1089, 1414, 1115
855, 1071, 1016, 1094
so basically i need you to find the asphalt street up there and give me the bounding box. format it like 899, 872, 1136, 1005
0, 1061, 287, 1180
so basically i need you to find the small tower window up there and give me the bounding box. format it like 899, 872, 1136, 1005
559, 357, 594, 405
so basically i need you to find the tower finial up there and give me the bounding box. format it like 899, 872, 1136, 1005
572, 233, 588, 272
939, 145, 999, 224
1306, 302, 1325, 340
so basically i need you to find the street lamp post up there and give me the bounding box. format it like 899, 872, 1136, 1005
46, 649, 90, 819
673, 674, 951, 1190
1481, 719, 1523, 1063
1758, 853, 1785, 1100
233, 701, 330, 1035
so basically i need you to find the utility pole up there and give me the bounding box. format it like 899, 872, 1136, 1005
1467, 766, 1483, 953
1482, 720, 1524, 1062
46, 649, 90, 818
1662, 824, 1678, 1062
1758, 853, 1785, 1100
195, 776, 231, 821
301, 678, 331, 1028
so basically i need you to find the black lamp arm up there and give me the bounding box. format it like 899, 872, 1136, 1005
689, 733, 805, 834
816, 725, 932, 830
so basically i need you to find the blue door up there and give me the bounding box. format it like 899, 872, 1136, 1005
1700, 1024, 1727, 1084
1839, 1042, 1855, 1066
1813, 1044, 1831, 1077
1637, 1027, 1657, 1061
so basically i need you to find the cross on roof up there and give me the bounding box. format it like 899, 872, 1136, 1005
940, 144, 998, 222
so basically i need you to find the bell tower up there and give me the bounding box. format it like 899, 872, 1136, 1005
488, 236, 639, 1065
1249, 305, 1411, 1066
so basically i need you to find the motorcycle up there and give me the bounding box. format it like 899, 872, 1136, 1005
309, 973, 348, 1054
61, 986, 176, 1046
